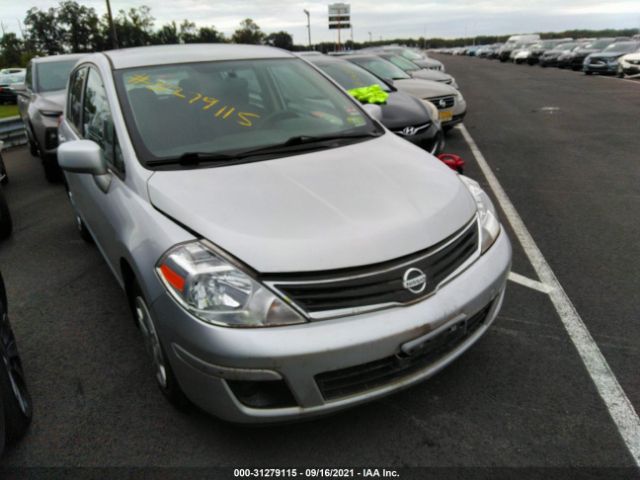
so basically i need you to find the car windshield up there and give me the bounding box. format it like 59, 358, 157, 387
384, 54, 420, 72
399, 49, 423, 60
348, 57, 411, 80
586, 39, 613, 49
554, 43, 578, 51
37, 60, 78, 92
603, 42, 639, 53
114, 58, 378, 164
313, 60, 391, 92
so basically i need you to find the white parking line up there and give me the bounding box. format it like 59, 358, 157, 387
508, 271, 553, 294
458, 123, 640, 467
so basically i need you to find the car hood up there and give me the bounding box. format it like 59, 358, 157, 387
410, 69, 452, 82
36, 90, 66, 110
380, 91, 432, 130
412, 58, 443, 70
147, 135, 477, 273
393, 78, 457, 100
590, 51, 629, 59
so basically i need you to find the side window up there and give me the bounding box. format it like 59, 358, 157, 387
25, 64, 32, 91
83, 68, 125, 173
67, 67, 87, 132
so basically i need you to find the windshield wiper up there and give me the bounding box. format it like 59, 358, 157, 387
148, 132, 382, 167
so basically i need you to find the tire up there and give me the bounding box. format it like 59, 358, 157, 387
584, 71, 592, 75
65, 186, 93, 243
0, 188, 12, 240
26, 125, 39, 158
129, 281, 191, 411
617, 66, 624, 78
0, 311, 33, 444
0, 153, 8, 185
42, 154, 63, 183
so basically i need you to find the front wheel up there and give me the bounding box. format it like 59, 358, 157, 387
129, 282, 190, 411
42, 154, 63, 183
0, 311, 33, 444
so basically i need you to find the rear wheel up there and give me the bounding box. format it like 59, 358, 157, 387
42, 154, 63, 183
0, 311, 33, 444
0, 188, 12, 240
129, 282, 190, 411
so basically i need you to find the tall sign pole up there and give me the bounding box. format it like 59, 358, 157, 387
303, 9, 311, 47
328, 3, 350, 52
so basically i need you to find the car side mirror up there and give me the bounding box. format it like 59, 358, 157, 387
58, 140, 111, 192
362, 103, 383, 121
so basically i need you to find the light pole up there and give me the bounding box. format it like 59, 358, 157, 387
303, 9, 311, 48
106, 0, 119, 49
368, 31, 372, 43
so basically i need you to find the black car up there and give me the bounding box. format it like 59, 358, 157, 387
526, 39, 573, 65
539, 42, 582, 67
307, 55, 444, 155
0, 75, 25, 105
0, 270, 33, 455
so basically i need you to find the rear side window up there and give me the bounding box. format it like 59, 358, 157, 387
83, 68, 124, 173
67, 67, 87, 132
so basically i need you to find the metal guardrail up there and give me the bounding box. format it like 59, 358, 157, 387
0, 116, 27, 148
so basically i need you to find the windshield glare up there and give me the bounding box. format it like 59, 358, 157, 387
37, 60, 78, 92
314, 61, 391, 92
116, 58, 376, 162
400, 49, 423, 60
349, 57, 410, 80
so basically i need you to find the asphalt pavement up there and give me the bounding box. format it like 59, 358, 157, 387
0, 55, 638, 476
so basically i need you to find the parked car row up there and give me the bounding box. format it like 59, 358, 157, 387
436, 33, 640, 78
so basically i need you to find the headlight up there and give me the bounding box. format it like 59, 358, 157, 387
420, 99, 440, 126
455, 91, 465, 102
450, 79, 459, 89
459, 176, 500, 253
157, 242, 306, 327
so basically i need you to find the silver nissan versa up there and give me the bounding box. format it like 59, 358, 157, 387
58, 44, 511, 423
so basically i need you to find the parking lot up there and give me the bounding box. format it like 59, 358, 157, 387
0, 52, 639, 474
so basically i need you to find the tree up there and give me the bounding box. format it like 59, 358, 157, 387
195, 26, 225, 43
113, 6, 155, 47
0, 33, 24, 67
232, 18, 265, 45
265, 31, 293, 50
179, 20, 197, 43
154, 21, 179, 44
24, 7, 65, 55
57, 1, 102, 52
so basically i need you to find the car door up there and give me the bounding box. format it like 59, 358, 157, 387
65, 66, 128, 276
16, 63, 32, 123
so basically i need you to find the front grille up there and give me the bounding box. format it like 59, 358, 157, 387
268, 217, 478, 317
392, 122, 431, 137
427, 95, 455, 110
316, 300, 494, 400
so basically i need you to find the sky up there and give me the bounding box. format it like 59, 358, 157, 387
0, 0, 639, 44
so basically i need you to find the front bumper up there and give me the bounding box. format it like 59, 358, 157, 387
621, 63, 640, 76
151, 229, 512, 423
583, 62, 618, 74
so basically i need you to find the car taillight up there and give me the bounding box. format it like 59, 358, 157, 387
57, 115, 64, 127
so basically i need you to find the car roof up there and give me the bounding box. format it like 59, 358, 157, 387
32, 53, 87, 64
102, 44, 294, 70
